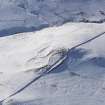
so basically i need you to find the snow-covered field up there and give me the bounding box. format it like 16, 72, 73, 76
0, 22, 105, 105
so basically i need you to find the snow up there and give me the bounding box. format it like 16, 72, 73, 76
1, 0, 105, 105
0, 22, 105, 105
0, 0, 105, 36
0, 22, 104, 74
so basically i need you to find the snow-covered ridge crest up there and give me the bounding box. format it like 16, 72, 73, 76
0, 22, 105, 74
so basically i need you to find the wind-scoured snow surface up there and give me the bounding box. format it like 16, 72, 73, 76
0, 0, 105, 36
0, 23, 105, 105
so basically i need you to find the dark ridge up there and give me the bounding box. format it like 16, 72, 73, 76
0, 18, 105, 37
0, 19, 105, 37
80, 19, 105, 23
0, 24, 49, 37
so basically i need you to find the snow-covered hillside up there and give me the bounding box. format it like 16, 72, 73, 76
0, 22, 105, 105
0, 0, 105, 36
0, 0, 105, 104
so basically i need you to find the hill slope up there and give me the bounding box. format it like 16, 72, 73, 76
0, 23, 105, 105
